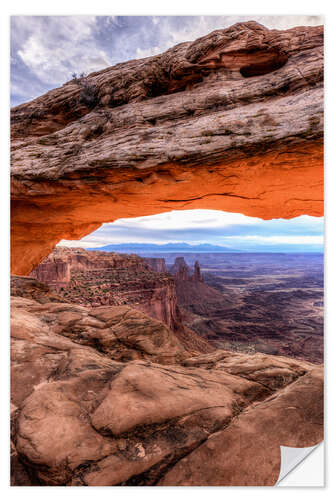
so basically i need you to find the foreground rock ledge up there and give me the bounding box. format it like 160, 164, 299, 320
11, 277, 323, 486
11, 21, 323, 275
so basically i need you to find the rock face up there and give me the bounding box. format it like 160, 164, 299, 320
170, 257, 190, 281
10, 279, 323, 486
193, 260, 203, 282
31, 248, 179, 327
30, 248, 213, 354
169, 256, 231, 320
10, 275, 69, 304
163, 353, 323, 486
170, 257, 204, 283
31, 246, 150, 284
145, 257, 167, 273
10, 21, 323, 275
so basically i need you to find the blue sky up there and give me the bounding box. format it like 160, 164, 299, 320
58, 210, 324, 253
11, 16, 324, 252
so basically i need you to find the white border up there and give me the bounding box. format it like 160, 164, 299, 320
2, 0, 331, 497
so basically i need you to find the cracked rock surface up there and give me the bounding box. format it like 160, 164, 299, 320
11, 21, 323, 275
11, 277, 323, 486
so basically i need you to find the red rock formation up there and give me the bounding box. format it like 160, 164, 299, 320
170, 256, 190, 281
30, 248, 213, 354
169, 256, 230, 320
9, 21, 324, 486
10, 279, 323, 486
192, 260, 203, 282
31, 248, 176, 321
30, 260, 70, 287
170, 257, 204, 282
31, 246, 150, 283
144, 257, 167, 273
10, 274, 69, 304
10, 22, 323, 276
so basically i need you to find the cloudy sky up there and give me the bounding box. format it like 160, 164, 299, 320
11, 16, 324, 252
11, 15, 323, 106
58, 210, 324, 253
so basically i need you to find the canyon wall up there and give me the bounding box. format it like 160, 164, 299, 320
30, 247, 150, 286
31, 248, 179, 329
168, 254, 323, 364
169, 256, 233, 320
30, 247, 212, 353
11, 22, 323, 275
170, 257, 203, 282
144, 257, 168, 273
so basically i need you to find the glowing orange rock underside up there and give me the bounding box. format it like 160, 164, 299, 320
11, 140, 323, 276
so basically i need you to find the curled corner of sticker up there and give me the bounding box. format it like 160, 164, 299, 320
276, 442, 323, 485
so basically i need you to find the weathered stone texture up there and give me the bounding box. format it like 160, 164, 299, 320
11, 22, 323, 275
11, 280, 323, 486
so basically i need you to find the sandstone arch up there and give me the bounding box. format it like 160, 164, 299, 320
10, 21, 324, 275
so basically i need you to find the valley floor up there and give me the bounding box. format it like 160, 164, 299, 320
142, 252, 323, 364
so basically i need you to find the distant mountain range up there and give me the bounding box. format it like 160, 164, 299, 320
88, 242, 241, 253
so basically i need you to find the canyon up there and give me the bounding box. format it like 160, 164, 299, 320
30, 247, 212, 353
31, 248, 323, 364
11, 274, 323, 486
10, 21, 324, 486
167, 253, 324, 364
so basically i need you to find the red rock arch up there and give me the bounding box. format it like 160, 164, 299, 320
10, 22, 324, 275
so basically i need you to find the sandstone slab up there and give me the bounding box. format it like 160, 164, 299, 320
159, 367, 323, 485
11, 22, 323, 275
90, 360, 268, 436
10, 284, 323, 486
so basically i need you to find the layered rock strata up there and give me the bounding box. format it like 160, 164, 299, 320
11, 22, 323, 275
145, 258, 168, 273
30, 248, 179, 327
29, 248, 213, 354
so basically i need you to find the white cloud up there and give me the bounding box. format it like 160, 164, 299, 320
15, 16, 111, 85
136, 46, 162, 59
11, 15, 324, 106
57, 239, 100, 248
111, 210, 263, 231
56, 210, 324, 249
144, 15, 324, 59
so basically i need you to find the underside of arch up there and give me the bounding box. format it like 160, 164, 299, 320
10, 21, 324, 275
